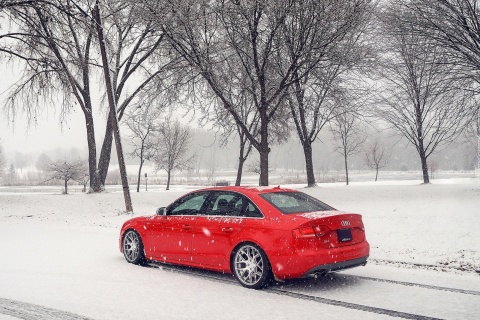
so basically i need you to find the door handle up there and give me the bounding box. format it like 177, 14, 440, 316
222, 227, 234, 233
182, 224, 192, 230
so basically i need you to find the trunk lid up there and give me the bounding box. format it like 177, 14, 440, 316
292, 211, 366, 248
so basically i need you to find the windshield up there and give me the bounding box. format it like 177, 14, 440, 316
260, 191, 335, 214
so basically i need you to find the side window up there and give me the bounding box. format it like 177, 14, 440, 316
244, 200, 263, 218
168, 192, 209, 216
204, 192, 244, 217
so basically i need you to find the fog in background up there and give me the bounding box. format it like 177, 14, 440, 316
0, 54, 476, 186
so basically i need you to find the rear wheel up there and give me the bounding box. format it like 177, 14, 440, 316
122, 230, 145, 265
232, 243, 272, 289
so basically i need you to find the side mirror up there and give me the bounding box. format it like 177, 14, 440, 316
156, 207, 167, 216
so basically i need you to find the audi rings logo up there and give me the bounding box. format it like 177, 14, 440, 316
341, 220, 351, 227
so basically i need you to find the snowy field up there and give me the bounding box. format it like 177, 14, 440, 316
0, 178, 479, 319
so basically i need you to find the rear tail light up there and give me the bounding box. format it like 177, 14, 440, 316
293, 227, 316, 238
313, 225, 330, 236
293, 225, 330, 239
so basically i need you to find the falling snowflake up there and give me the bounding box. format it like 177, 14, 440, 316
202, 227, 211, 236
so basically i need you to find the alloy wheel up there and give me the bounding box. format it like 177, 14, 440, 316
123, 230, 140, 263
234, 245, 265, 286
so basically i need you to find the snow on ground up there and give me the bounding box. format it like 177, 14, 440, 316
0, 178, 479, 319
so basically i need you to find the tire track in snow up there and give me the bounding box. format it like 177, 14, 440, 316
147, 263, 444, 320
0, 297, 93, 320
345, 275, 480, 296
149, 261, 479, 296
370, 258, 478, 274
266, 289, 443, 320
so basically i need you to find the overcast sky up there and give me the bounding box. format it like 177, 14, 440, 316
0, 62, 105, 156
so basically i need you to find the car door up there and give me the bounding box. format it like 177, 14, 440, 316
150, 191, 209, 262
191, 191, 246, 267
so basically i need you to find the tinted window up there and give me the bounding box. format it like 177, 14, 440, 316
168, 192, 209, 216
244, 201, 262, 218
204, 192, 244, 216
260, 192, 334, 214
202, 191, 263, 218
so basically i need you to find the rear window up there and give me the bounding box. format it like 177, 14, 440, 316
260, 192, 334, 214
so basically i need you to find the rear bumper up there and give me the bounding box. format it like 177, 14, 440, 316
270, 241, 369, 279
302, 255, 368, 277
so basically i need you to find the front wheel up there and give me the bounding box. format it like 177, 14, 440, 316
122, 230, 145, 265
232, 243, 272, 289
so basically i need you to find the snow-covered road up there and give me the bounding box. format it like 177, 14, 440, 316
0, 223, 479, 320
0, 222, 479, 319
0, 180, 479, 319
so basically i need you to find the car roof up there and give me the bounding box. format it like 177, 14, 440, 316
202, 186, 296, 196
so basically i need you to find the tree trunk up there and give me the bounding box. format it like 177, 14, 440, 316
98, 112, 114, 186
236, 142, 245, 186
375, 166, 379, 182
344, 150, 349, 186
235, 160, 244, 186
94, 1, 133, 212
84, 112, 102, 192
235, 138, 247, 186
303, 142, 316, 187
415, 105, 430, 184
419, 147, 430, 184
64, 179, 68, 194
259, 144, 269, 186
136, 159, 144, 193
166, 169, 171, 191
258, 116, 269, 186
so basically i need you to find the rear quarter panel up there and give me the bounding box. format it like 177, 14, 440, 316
223, 217, 295, 273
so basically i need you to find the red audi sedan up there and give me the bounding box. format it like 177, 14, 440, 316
119, 186, 369, 289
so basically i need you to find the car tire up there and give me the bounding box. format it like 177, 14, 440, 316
231, 243, 272, 289
122, 230, 145, 265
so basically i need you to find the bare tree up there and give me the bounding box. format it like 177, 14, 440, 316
210, 91, 257, 187
331, 108, 365, 185
399, 0, 480, 173
192, 83, 258, 186
207, 91, 290, 186
375, 4, 472, 183
218, 122, 255, 186
154, 120, 194, 191
1, 1, 104, 191
402, 1, 480, 90
93, 0, 133, 211
364, 138, 389, 181
45, 159, 87, 194
0, 1, 60, 9
1, 0, 177, 192
427, 158, 439, 180
125, 104, 160, 192
463, 117, 480, 171
80, 172, 89, 193
286, 1, 375, 187
95, 0, 182, 186
134, 0, 367, 186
